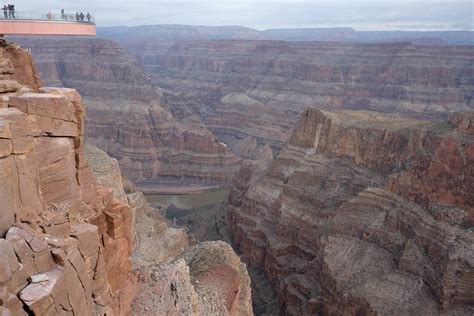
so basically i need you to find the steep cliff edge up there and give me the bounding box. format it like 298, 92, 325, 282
229, 108, 473, 314
0, 43, 135, 315
85, 144, 253, 315
15, 38, 241, 188
0, 43, 253, 315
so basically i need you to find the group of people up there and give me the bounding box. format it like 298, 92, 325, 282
75, 11, 92, 22
46, 9, 92, 23
1, 5, 92, 23
2, 4, 15, 19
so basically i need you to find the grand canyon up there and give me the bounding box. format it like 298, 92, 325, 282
0, 7, 473, 316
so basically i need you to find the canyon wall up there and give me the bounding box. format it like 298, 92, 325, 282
16, 37, 474, 167
0, 43, 135, 315
9, 34, 473, 315
0, 42, 253, 316
98, 25, 474, 45
14, 37, 241, 188
85, 145, 253, 316
228, 108, 473, 314
125, 40, 473, 159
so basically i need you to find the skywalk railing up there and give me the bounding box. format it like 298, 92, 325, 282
0, 11, 95, 24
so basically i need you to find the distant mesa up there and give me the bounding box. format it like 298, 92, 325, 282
0, 10, 96, 36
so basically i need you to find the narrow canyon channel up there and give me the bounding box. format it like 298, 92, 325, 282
145, 187, 280, 315
145, 187, 230, 216
144, 187, 231, 241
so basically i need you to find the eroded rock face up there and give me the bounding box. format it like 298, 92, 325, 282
84, 143, 189, 264
84, 128, 253, 316
127, 40, 474, 160
19, 37, 474, 182
15, 38, 241, 188
228, 108, 473, 315
133, 241, 253, 316
0, 45, 252, 315
0, 41, 255, 316
1, 43, 42, 90
0, 43, 135, 315
86, 150, 254, 316
85, 144, 128, 203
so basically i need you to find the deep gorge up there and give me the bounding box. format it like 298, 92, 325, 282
4, 32, 473, 315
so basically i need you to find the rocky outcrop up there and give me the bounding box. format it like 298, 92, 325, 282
123, 40, 473, 160
15, 38, 241, 188
85, 145, 253, 316
85, 143, 189, 262
1, 41, 254, 316
85, 144, 129, 203
1, 42, 42, 89
84, 146, 255, 315
0, 43, 135, 315
84, 140, 254, 315
228, 108, 473, 314
133, 241, 253, 316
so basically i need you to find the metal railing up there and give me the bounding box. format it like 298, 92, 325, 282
0, 10, 95, 24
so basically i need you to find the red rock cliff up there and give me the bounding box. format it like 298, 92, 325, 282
0, 43, 135, 315
228, 108, 473, 315
14, 38, 241, 188
0, 41, 255, 316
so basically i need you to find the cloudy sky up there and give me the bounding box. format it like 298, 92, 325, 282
10, 0, 474, 30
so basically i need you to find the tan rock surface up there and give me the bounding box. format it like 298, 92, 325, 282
133, 241, 253, 316
85, 144, 128, 202
229, 108, 474, 315
179, 241, 253, 316
1, 42, 42, 89
0, 44, 135, 315
83, 144, 254, 315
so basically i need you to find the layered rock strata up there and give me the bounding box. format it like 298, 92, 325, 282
0, 43, 135, 315
228, 108, 474, 314
127, 40, 474, 159
84, 145, 253, 315
16, 38, 474, 167
0, 42, 254, 316
85, 144, 189, 266
15, 38, 241, 187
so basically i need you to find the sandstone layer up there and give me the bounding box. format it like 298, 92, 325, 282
228, 108, 474, 315
15, 37, 241, 188
0, 41, 254, 316
0, 43, 135, 315
122, 40, 474, 160
16, 37, 474, 169
85, 143, 189, 263
84, 147, 253, 316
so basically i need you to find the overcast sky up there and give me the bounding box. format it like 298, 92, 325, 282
9, 0, 474, 30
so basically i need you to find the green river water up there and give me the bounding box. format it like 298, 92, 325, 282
145, 188, 230, 211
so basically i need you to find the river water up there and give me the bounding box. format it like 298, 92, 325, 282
145, 188, 230, 213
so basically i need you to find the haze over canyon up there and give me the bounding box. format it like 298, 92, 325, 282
1, 16, 473, 316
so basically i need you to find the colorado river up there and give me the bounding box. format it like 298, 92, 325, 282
145, 188, 230, 218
